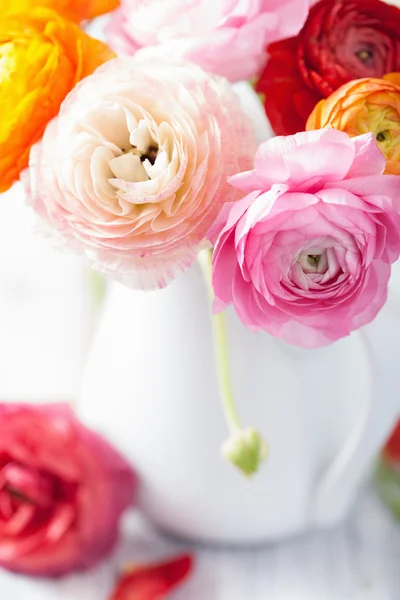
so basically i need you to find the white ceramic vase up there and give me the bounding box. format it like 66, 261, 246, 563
78, 81, 400, 544
78, 258, 400, 544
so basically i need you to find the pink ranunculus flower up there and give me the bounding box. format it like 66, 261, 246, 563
106, 0, 309, 82
0, 403, 136, 576
210, 129, 400, 348
27, 56, 255, 289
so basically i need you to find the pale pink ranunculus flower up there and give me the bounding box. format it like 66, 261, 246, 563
210, 129, 400, 348
106, 0, 309, 82
27, 57, 255, 289
0, 403, 136, 576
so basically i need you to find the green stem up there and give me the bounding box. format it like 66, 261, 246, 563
212, 311, 242, 433
198, 248, 241, 434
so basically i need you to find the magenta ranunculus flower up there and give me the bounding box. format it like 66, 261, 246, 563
210, 129, 400, 348
106, 0, 309, 82
27, 56, 255, 289
0, 403, 136, 576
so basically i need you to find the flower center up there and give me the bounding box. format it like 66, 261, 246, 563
298, 248, 328, 274
122, 143, 159, 165
4, 485, 36, 505
1, 463, 54, 508
307, 254, 320, 265
365, 103, 400, 157
137, 144, 158, 166
356, 48, 374, 63
109, 119, 159, 184
376, 131, 387, 143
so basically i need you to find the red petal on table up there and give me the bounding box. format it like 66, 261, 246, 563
110, 554, 193, 600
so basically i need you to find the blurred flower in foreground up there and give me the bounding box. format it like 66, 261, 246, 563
384, 421, 400, 464
0, 403, 136, 576
109, 554, 193, 600
0, 8, 115, 193
1, 0, 119, 22
307, 75, 400, 175
376, 421, 400, 521
27, 56, 255, 290
106, 0, 308, 82
210, 129, 400, 348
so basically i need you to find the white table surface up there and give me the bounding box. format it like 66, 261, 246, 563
1, 487, 399, 600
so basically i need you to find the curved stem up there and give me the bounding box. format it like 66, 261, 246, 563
198, 248, 241, 433
198, 248, 268, 476
213, 311, 242, 433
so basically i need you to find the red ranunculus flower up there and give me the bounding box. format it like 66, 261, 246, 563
257, 0, 400, 135
0, 404, 136, 576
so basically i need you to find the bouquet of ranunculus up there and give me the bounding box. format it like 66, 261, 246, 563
2, 0, 400, 564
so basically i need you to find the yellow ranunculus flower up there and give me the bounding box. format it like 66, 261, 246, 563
1, 0, 119, 22
0, 8, 115, 193
307, 75, 400, 175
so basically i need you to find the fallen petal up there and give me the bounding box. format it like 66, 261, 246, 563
110, 554, 193, 600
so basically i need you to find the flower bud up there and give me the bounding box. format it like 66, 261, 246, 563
221, 428, 269, 477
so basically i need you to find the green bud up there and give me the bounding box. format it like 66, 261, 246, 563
221, 428, 269, 477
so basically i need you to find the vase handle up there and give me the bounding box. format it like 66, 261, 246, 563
311, 289, 400, 526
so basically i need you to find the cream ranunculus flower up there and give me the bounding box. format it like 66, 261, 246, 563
27, 57, 256, 289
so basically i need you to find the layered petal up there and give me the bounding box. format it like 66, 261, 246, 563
230, 130, 369, 193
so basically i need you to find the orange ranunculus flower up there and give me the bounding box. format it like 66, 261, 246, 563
1, 0, 119, 22
307, 75, 400, 175
0, 8, 115, 193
